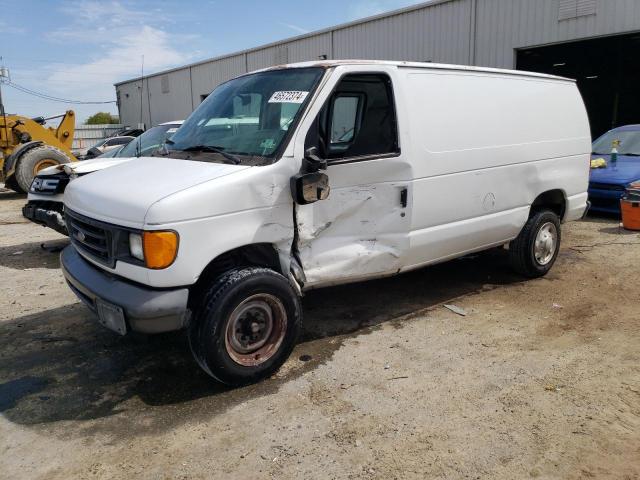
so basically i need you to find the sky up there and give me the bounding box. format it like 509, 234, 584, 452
0, 0, 425, 122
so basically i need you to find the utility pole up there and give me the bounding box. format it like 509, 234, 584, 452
139, 55, 144, 130
0, 58, 10, 150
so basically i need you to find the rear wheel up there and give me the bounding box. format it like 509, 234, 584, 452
14, 145, 72, 192
509, 210, 561, 278
188, 267, 302, 386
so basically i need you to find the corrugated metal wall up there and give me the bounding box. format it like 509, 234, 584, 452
332, 0, 472, 63
116, 80, 148, 128
474, 0, 640, 68
116, 0, 640, 126
190, 54, 247, 107
72, 124, 125, 149
287, 33, 333, 62
145, 68, 193, 124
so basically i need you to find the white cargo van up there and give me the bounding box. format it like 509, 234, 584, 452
61, 61, 590, 385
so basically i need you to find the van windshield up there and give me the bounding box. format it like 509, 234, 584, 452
166, 67, 324, 164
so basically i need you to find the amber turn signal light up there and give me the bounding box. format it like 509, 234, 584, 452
142, 231, 178, 269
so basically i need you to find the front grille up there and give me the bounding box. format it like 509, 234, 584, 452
589, 182, 625, 192
30, 173, 70, 195
65, 209, 112, 265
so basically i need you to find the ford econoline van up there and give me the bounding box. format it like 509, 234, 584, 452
60, 61, 591, 385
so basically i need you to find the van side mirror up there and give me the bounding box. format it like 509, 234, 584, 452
303, 146, 327, 172
87, 146, 103, 158
290, 171, 330, 205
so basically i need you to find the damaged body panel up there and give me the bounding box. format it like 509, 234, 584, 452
63, 156, 297, 288
290, 64, 414, 288
295, 161, 412, 288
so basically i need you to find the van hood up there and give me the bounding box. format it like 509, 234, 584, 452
589, 154, 640, 185
64, 157, 250, 227
37, 157, 135, 177
64, 157, 135, 175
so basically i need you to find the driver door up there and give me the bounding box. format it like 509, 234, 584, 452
293, 71, 412, 288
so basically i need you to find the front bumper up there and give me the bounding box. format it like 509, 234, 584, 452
588, 187, 624, 214
61, 245, 190, 334
22, 201, 68, 236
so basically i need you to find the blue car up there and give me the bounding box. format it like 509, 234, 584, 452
589, 125, 640, 214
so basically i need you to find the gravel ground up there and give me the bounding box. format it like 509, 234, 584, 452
0, 188, 639, 480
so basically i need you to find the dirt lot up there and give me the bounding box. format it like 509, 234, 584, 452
0, 188, 639, 480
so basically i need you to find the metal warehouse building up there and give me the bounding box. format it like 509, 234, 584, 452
115, 0, 640, 137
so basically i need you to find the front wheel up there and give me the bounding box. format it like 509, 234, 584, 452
188, 267, 302, 386
14, 145, 72, 192
509, 210, 561, 278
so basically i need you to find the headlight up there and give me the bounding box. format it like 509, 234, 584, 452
128, 231, 179, 268
142, 231, 179, 269
129, 233, 144, 261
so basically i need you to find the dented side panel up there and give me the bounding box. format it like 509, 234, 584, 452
288, 64, 415, 289
295, 160, 412, 288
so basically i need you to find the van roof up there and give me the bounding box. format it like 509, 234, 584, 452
254, 60, 575, 83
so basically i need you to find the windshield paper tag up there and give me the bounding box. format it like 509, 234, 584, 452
268, 91, 309, 104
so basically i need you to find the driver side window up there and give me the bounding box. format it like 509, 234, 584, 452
329, 94, 364, 150
307, 73, 399, 161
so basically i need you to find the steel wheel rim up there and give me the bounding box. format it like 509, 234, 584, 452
225, 293, 287, 367
534, 222, 557, 266
33, 159, 58, 174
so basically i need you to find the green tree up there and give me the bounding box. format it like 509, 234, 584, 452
85, 112, 119, 125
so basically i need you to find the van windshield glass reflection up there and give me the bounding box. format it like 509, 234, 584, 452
167, 68, 324, 164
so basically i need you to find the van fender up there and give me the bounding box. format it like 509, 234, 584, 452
530, 189, 567, 221
188, 239, 296, 306
3, 141, 44, 177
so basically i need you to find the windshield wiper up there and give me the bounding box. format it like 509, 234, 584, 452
179, 145, 241, 165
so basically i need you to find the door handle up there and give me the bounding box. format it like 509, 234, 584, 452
400, 187, 408, 208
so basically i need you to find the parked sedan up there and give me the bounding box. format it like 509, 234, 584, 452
72, 136, 134, 159
589, 125, 640, 214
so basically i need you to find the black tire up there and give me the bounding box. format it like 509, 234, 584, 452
509, 209, 561, 278
188, 267, 302, 386
14, 145, 72, 193
3, 175, 24, 194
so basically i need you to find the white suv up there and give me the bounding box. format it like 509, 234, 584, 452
73, 136, 135, 159
23, 121, 183, 235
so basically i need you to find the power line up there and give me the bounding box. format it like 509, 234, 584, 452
2, 62, 121, 76
7, 72, 118, 85
7, 81, 116, 104
5, 81, 116, 105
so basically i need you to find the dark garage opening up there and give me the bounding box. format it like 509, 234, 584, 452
517, 32, 640, 139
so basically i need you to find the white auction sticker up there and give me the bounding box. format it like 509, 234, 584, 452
268, 91, 309, 104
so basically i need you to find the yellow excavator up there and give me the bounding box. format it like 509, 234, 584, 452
0, 110, 77, 193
